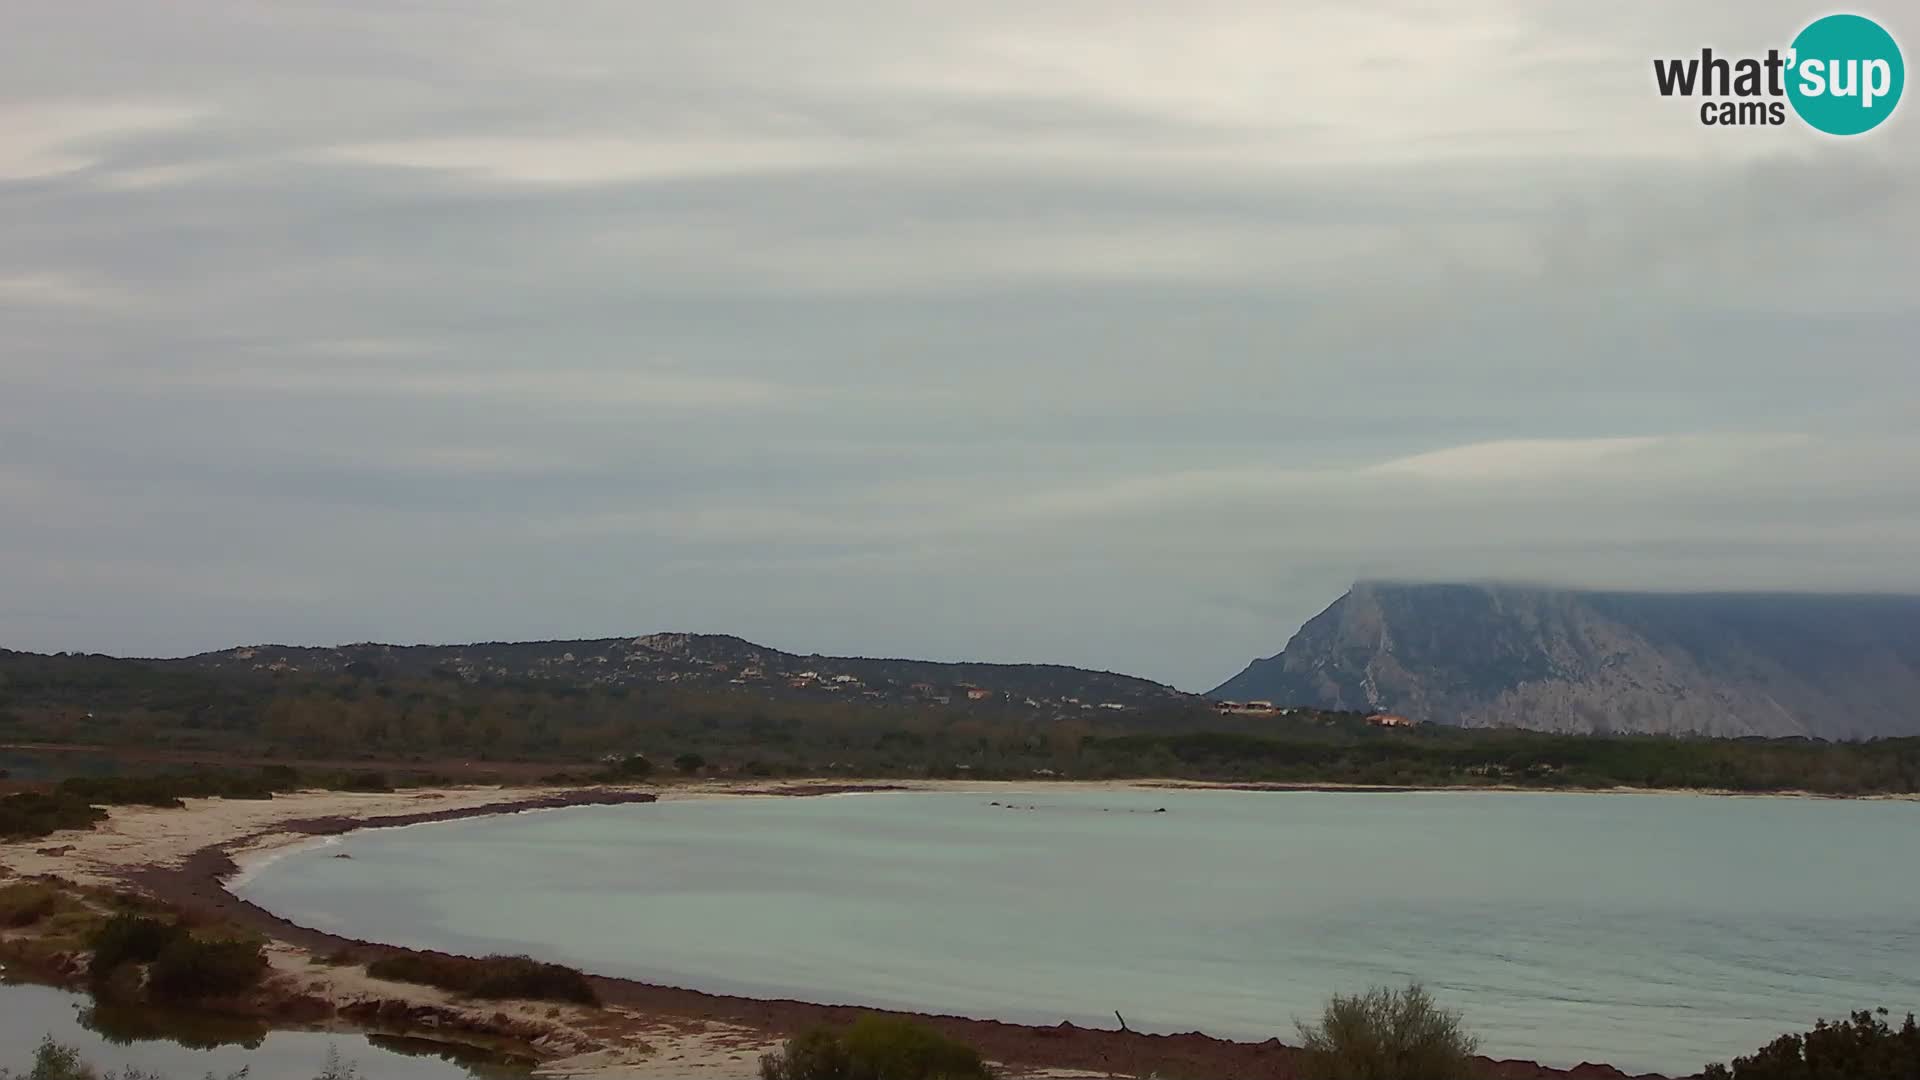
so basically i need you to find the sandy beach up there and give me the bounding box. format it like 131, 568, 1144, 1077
2, 780, 1688, 1079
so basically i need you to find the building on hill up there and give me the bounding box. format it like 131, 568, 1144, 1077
1366, 712, 1418, 727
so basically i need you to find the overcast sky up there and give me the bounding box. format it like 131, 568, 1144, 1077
2, 1, 1916, 690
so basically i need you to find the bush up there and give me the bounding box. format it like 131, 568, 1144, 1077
761, 1028, 851, 1080
0, 1037, 95, 1080
1702, 1009, 1920, 1079
674, 753, 707, 774
366, 952, 598, 1006
606, 755, 653, 779
58, 777, 185, 809
1295, 983, 1480, 1080
146, 935, 269, 999
760, 1016, 993, 1080
340, 771, 392, 793
87, 913, 183, 980
0, 792, 108, 841
258, 764, 301, 787
0, 883, 78, 928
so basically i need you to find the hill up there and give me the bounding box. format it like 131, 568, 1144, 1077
6, 640, 1919, 796
162, 633, 1193, 711
1210, 583, 1920, 738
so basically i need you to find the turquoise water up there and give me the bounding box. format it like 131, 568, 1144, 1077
0, 980, 527, 1078
235, 789, 1920, 1075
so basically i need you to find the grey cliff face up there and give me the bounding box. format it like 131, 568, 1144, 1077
1211, 583, 1920, 737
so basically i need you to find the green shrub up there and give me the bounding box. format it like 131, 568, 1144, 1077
0, 1037, 96, 1080
1702, 1009, 1920, 1079
0, 883, 78, 928
340, 771, 392, 793
146, 935, 269, 999
365, 952, 597, 1005
761, 1028, 851, 1080
1295, 983, 1481, 1080
258, 764, 301, 787
40, 908, 110, 946
605, 755, 653, 779
87, 913, 182, 980
674, 753, 707, 774
760, 1016, 993, 1080
0, 792, 108, 841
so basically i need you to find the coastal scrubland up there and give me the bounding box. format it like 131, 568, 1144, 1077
363, 951, 599, 1005
2, 768, 445, 840
1293, 983, 1479, 1080
759, 1016, 994, 1080
4, 649, 1918, 805
0, 884, 269, 1005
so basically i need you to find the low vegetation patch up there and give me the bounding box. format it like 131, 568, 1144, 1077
599, 754, 654, 780
87, 913, 182, 981
0, 792, 109, 841
85, 911, 267, 1000
0, 765, 474, 841
1703, 1008, 1920, 1079
0, 882, 87, 928
0, 883, 114, 978
338, 770, 393, 793
1295, 983, 1480, 1080
759, 1016, 994, 1080
365, 952, 598, 1005
145, 934, 270, 999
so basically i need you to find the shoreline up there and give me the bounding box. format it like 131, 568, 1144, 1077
3, 779, 1732, 1078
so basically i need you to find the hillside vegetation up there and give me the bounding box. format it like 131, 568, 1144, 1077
4, 649, 1918, 805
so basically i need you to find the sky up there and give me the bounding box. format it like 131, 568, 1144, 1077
2, 1, 1917, 691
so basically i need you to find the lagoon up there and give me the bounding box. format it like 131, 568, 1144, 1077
235, 788, 1920, 1075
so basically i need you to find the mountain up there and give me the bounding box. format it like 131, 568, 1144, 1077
163, 633, 1194, 711
1210, 583, 1920, 738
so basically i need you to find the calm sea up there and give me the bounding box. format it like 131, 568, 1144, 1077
235, 789, 1920, 1075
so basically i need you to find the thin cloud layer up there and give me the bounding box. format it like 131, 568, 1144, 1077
1, 0, 1916, 689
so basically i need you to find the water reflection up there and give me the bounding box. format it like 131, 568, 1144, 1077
81, 996, 270, 1050
0, 980, 531, 1079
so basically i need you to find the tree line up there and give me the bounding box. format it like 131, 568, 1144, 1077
4, 651, 1918, 797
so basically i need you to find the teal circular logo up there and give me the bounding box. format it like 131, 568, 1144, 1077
1787, 14, 1904, 135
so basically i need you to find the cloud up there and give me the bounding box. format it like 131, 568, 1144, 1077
1358, 433, 1816, 484
152, 367, 802, 411
321, 136, 862, 186
0, 1, 1916, 688
0, 103, 202, 181
1367, 437, 1664, 480
0, 272, 131, 310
